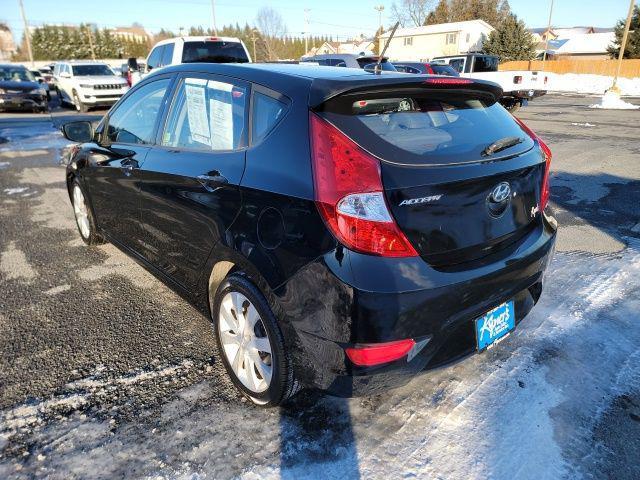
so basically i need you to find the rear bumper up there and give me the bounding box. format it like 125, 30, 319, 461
277, 212, 557, 396
505, 89, 547, 100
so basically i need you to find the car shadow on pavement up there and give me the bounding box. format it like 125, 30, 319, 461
279, 392, 360, 479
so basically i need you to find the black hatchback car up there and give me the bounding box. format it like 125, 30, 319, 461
62, 63, 557, 406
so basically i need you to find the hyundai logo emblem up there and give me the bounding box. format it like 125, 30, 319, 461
490, 182, 511, 203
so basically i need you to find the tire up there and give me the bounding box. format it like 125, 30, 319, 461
57, 88, 65, 106
212, 274, 301, 407
70, 179, 104, 246
72, 91, 89, 113
505, 102, 520, 113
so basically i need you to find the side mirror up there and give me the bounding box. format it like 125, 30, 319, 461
127, 57, 139, 70
59, 71, 71, 78
62, 121, 94, 143
38, 78, 44, 83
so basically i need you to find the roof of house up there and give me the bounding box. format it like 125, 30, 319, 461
530, 26, 615, 36
547, 32, 615, 54
379, 20, 494, 38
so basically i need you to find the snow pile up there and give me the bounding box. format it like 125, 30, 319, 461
589, 90, 640, 110
546, 72, 640, 96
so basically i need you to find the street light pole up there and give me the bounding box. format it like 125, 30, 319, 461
611, 0, 636, 92
374, 5, 384, 31
541, 0, 554, 70
210, 0, 218, 36
17, 0, 34, 67
304, 8, 310, 55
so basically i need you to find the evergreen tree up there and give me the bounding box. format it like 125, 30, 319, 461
426, 0, 450, 24
607, 5, 640, 59
482, 13, 535, 61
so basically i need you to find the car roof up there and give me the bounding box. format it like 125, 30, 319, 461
55, 61, 112, 65
0, 63, 27, 68
154, 36, 243, 47
143, 62, 502, 107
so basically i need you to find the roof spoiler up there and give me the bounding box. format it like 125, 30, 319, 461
309, 77, 504, 109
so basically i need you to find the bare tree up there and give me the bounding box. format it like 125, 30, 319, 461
391, 0, 435, 27
255, 6, 286, 60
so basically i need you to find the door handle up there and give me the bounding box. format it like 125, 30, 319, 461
197, 173, 228, 192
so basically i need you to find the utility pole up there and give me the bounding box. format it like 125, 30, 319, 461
210, 0, 218, 36
17, 0, 34, 67
85, 25, 96, 60
541, 0, 554, 70
304, 8, 310, 55
611, 0, 636, 93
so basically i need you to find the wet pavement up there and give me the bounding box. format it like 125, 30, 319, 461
0, 94, 639, 479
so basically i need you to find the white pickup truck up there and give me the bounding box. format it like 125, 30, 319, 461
431, 54, 547, 112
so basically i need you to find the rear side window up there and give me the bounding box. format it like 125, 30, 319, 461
162, 77, 247, 151
251, 92, 288, 144
161, 43, 174, 66
181, 41, 249, 63
448, 58, 465, 73
431, 64, 458, 76
147, 46, 163, 70
472, 56, 499, 73
320, 89, 534, 166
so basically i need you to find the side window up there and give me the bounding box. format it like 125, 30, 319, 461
316, 59, 330, 66
251, 92, 288, 144
106, 79, 170, 144
162, 77, 247, 151
448, 58, 465, 73
161, 43, 174, 67
147, 46, 164, 71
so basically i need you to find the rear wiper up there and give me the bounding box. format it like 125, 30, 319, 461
481, 136, 524, 156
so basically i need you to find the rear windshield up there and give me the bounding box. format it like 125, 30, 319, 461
72, 64, 114, 76
182, 41, 249, 63
472, 56, 499, 73
431, 64, 458, 76
320, 89, 534, 166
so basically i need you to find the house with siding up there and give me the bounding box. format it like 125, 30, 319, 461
378, 20, 494, 62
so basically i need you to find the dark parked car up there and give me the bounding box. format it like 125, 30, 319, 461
62, 63, 556, 406
393, 62, 459, 76
301, 54, 397, 72
0, 64, 49, 113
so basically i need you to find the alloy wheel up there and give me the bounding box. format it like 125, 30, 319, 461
72, 185, 90, 239
218, 291, 273, 393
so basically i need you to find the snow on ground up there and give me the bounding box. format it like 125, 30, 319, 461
1, 240, 639, 479
547, 72, 640, 97
589, 90, 640, 110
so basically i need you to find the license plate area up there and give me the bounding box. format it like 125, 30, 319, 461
475, 300, 515, 351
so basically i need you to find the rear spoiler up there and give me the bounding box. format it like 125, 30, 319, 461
309, 76, 503, 109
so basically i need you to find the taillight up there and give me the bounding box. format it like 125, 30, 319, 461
424, 64, 434, 74
126, 71, 132, 87
544, 76, 548, 85
346, 339, 416, 366
513, 75, 523, 84
513, 116, 552, 211
424, 77, 472, 85
309, 113, 418, 257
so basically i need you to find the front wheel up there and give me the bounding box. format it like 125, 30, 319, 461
72, 91, 89, 113
213, 274, 301, 407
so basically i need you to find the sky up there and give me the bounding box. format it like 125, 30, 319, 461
3, 0, 634, 43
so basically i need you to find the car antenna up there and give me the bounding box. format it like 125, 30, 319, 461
375, 21, 400, 75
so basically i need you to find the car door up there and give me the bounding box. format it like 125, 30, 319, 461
136, 73, 248, 290
83, 77, 173, 253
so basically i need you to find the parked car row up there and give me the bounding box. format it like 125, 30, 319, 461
0, 64, 49, 113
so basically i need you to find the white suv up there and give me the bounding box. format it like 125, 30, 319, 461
53, 61, 129, 112
145, 36, 251, 74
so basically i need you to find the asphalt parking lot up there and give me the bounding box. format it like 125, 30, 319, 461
1, 94, 639, 479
